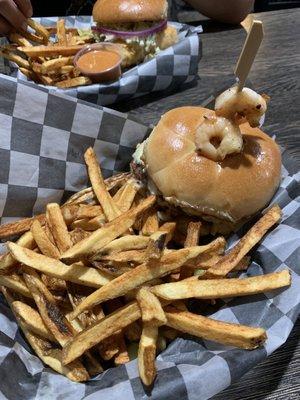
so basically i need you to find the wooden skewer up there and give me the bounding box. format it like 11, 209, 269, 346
234, 20, 264, 91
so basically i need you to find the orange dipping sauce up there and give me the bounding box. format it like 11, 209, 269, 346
74, 44, 122, 83
77, 50, 121, 74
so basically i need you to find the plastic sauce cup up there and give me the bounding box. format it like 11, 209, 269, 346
74, 43, 122, 83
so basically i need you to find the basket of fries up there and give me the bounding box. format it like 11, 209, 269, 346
0, 74, 299, 399
0, 16, 201, 106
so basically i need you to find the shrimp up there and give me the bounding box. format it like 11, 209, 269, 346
195, 115, 243, 161
215, 86, 269, 127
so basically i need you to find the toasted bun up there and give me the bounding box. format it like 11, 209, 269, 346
93, 0, 168, 23
144, 107, 281, 223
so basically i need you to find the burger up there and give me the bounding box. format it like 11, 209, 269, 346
131, 89, 281, 234
92, 0, 178, 67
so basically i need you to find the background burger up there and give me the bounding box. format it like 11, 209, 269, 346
92, 0, 178, 67
131, 88, 281, 234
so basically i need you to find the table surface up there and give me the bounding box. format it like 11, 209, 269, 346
115, 8, 300, 400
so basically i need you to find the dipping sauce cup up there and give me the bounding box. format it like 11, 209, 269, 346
74, 43, 122, 83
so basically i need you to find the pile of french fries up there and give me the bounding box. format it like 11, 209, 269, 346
0, 147, 291, 386
1, 18, 93, 88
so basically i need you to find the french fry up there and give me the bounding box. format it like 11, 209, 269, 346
92, 235, 150, 257
19, 67, 36, 81
31, 220, 61, 259
114, 336, 130, 366
0, 231, 35, 273
141, 209, 159, 236
0, 275, 31, 297
17, 29, 44, 44
204, 205, 282, 278
145, 231, 168, 260
9, 33, 32, 46
41, 56, 73, 74
57, 19, 67, 45
8, 242, 112, 287
60, 195, 156, 263
136, 287, 167, 326
37, 73, 55, 86
2, 287, 89, 382
18, 44, 84, 58
165, 306, 267, 349
70, 243, 218, 319
27, 18, 50, 44
46, 203, 73, 253
46, 26, 78, 35
12, 301, 56, 342
62, 301, 141, 365
84, 148, 121, 221
97, 249, 146, 264
152, 270, 291, 300
0, 49, 30, 69
184, 221, 201, 247
124, 321, 142, 341
55, 76, 92, 89
70, 228, 91, 244
23, 272, 75, 346
138, 324, 158, 386
115, 179, 139, 212
159, 222, 176, 242
82, 352, 103, 376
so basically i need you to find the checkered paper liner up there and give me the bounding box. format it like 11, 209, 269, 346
0, 74, 299, 400
0, 16, 202, 107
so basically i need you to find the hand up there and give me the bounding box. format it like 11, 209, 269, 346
0, 0, 33, 35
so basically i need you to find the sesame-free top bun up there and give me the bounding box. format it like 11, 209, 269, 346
143, 107, 281, 223
93, 0, 168, 23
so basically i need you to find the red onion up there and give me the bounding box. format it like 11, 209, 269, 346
92, 19, 167, 38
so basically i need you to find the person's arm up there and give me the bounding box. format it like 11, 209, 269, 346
0, 0, 32, 35
184, 0, 254, 24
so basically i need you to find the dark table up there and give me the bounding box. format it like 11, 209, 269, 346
116, 8, 300, 400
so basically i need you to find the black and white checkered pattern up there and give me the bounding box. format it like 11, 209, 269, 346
0, 74, 299, 400
0, 16, 202, 107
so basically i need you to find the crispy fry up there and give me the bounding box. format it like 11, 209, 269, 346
124, 321, 142, 341
152, 270, 291, 300
0, 214, 45, 239
61, 195, 156, 263
97, 249, 146, 264
0, 49, 30, 69
204, 205, 282, 278
63, 301, 141, 365
141, 209, 159, 236
12, 301, 56, 342
31, 220, 61, 259
19, 67, 36, 81
92, 235, 150, 257
0, 275, 31, 297
46, 26, 78, 35
159, 222, 176, 242
165, 306, 267, 349
18, 44, 84, 58
114, 336, 130, 366
23, 272, 75, 346
84, 148, 121, 221
57, 19, 67, 45
145, 231, 168, 260
17, 29, 44, 44
70, 228, 91, 244
0, 231, 35, 273
46, 203, 73, 253
9, 32, 32, 46
138, 324, 158, 386
41, 56, 73, 74
55, 76, 92, 88
8, 242, 112, 287
27, 18, 50, 44
70, 243, 217, 319
38, 73, 55, 86
2, 287, 89, 382
115, 179, 139, 212
136, 287, 166, 326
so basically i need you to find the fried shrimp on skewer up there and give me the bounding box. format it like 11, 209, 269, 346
215, 87, 269, 128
